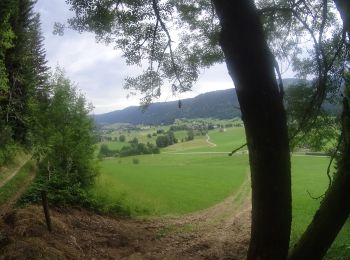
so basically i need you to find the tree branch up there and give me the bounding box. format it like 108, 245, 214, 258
228, 143, 247, 156
151, 0, 184, 90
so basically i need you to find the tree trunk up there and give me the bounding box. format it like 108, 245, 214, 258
288, 5, 350, 259
212, 1, 291, 259
333, 0, 350, 38
288, 98, 350, 260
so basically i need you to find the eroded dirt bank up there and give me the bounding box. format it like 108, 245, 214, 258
0, 180, 251, 260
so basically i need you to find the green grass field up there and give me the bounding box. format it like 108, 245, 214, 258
91, 154, 248, 216
291, 155, 350, 259
162, 127, 246, 153
94, 124, 350, 258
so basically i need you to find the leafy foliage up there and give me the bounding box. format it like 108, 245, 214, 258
21, 69, 98, 206
156, 131, 178, 148
64, 0, 224, 105
119, 142, 160, 157
285, 82, 339, 151
99, 139, 160, 158
0, 0, 49, 166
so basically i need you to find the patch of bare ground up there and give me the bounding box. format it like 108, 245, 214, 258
0, 176, 251, 260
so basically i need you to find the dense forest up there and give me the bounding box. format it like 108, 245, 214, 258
94, 88, 241, 125
0, 0, 97, 205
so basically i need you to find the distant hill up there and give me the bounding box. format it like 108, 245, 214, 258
94, 88, 240, 125
94, 78, 337, 126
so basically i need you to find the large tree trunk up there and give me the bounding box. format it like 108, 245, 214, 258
288, 97, 350, 260
333, 0, 350, 38
212, 1, 291, 259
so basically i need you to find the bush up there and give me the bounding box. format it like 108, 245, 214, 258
119, 135, 126, 142
186, 129, 194, 141
119, 142, 159, 157
99, 144, 119, 158
156, 131, 178, 148
169, 125, 189, 131
132, 158, 139, 164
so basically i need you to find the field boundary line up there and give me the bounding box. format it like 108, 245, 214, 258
163, 151, 248, 155
292, 153, 329, 158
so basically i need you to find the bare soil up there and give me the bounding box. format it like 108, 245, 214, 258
0, 178, 251, 260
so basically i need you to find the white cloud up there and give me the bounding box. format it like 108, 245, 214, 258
34, 1, 261, 114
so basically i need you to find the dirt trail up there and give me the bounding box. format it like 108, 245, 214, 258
0, 175, 251, 260
206, 134, 217, 147
0, 166, 35, 218
0, 157, 30, 189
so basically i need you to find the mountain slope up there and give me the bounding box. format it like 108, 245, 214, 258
94, 88, 240, 125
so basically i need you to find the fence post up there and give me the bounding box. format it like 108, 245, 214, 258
41, 190, 52, 232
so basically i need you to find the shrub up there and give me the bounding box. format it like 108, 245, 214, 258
132, 158, 139, 164
99, 144, 119, 158
119, 142, 159, 157
119, 135, 126, 142
156, 131, 178, 148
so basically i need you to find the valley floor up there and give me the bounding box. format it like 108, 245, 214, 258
0, 177, 251, 260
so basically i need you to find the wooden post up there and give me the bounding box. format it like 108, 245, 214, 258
41, 190, 52, 232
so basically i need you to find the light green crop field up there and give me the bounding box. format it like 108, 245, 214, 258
162, 135, 209, 152
101, 141, 127, 150
91, 154, 249, 216
205, 127, 246, 152
162, 127, 246, 153
291, 155, 350, 259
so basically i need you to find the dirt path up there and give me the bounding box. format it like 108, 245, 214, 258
0, 157, 30, 189
0, 166, 35, 218
152, 175, 251, 259
0, 173, 251, 259
206, 134, 217, 147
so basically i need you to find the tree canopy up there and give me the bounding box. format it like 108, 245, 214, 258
63, 0, 350, 259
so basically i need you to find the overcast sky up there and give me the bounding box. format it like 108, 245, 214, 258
35, 0, 294, 114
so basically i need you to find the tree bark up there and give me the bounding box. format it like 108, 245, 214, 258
333, 0, 350, 38
288, 98, 350, 260
212, 1, 291, 259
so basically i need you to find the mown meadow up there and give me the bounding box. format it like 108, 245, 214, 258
93, 123, 350, 258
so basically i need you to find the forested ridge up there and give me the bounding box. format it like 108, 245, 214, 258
95, 78, 341, 126
94, 88, 240, 125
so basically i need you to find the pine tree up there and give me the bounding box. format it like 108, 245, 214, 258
4, 0, 49, 145
0, 0, 49, 165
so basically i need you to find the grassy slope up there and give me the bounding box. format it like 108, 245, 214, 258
0, 150, 29, 183
91, 154, 248, 216
291, 155, 350, 259
163, 127, 246, 153
95, 125, 349, 257
0, 161, 34, 205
